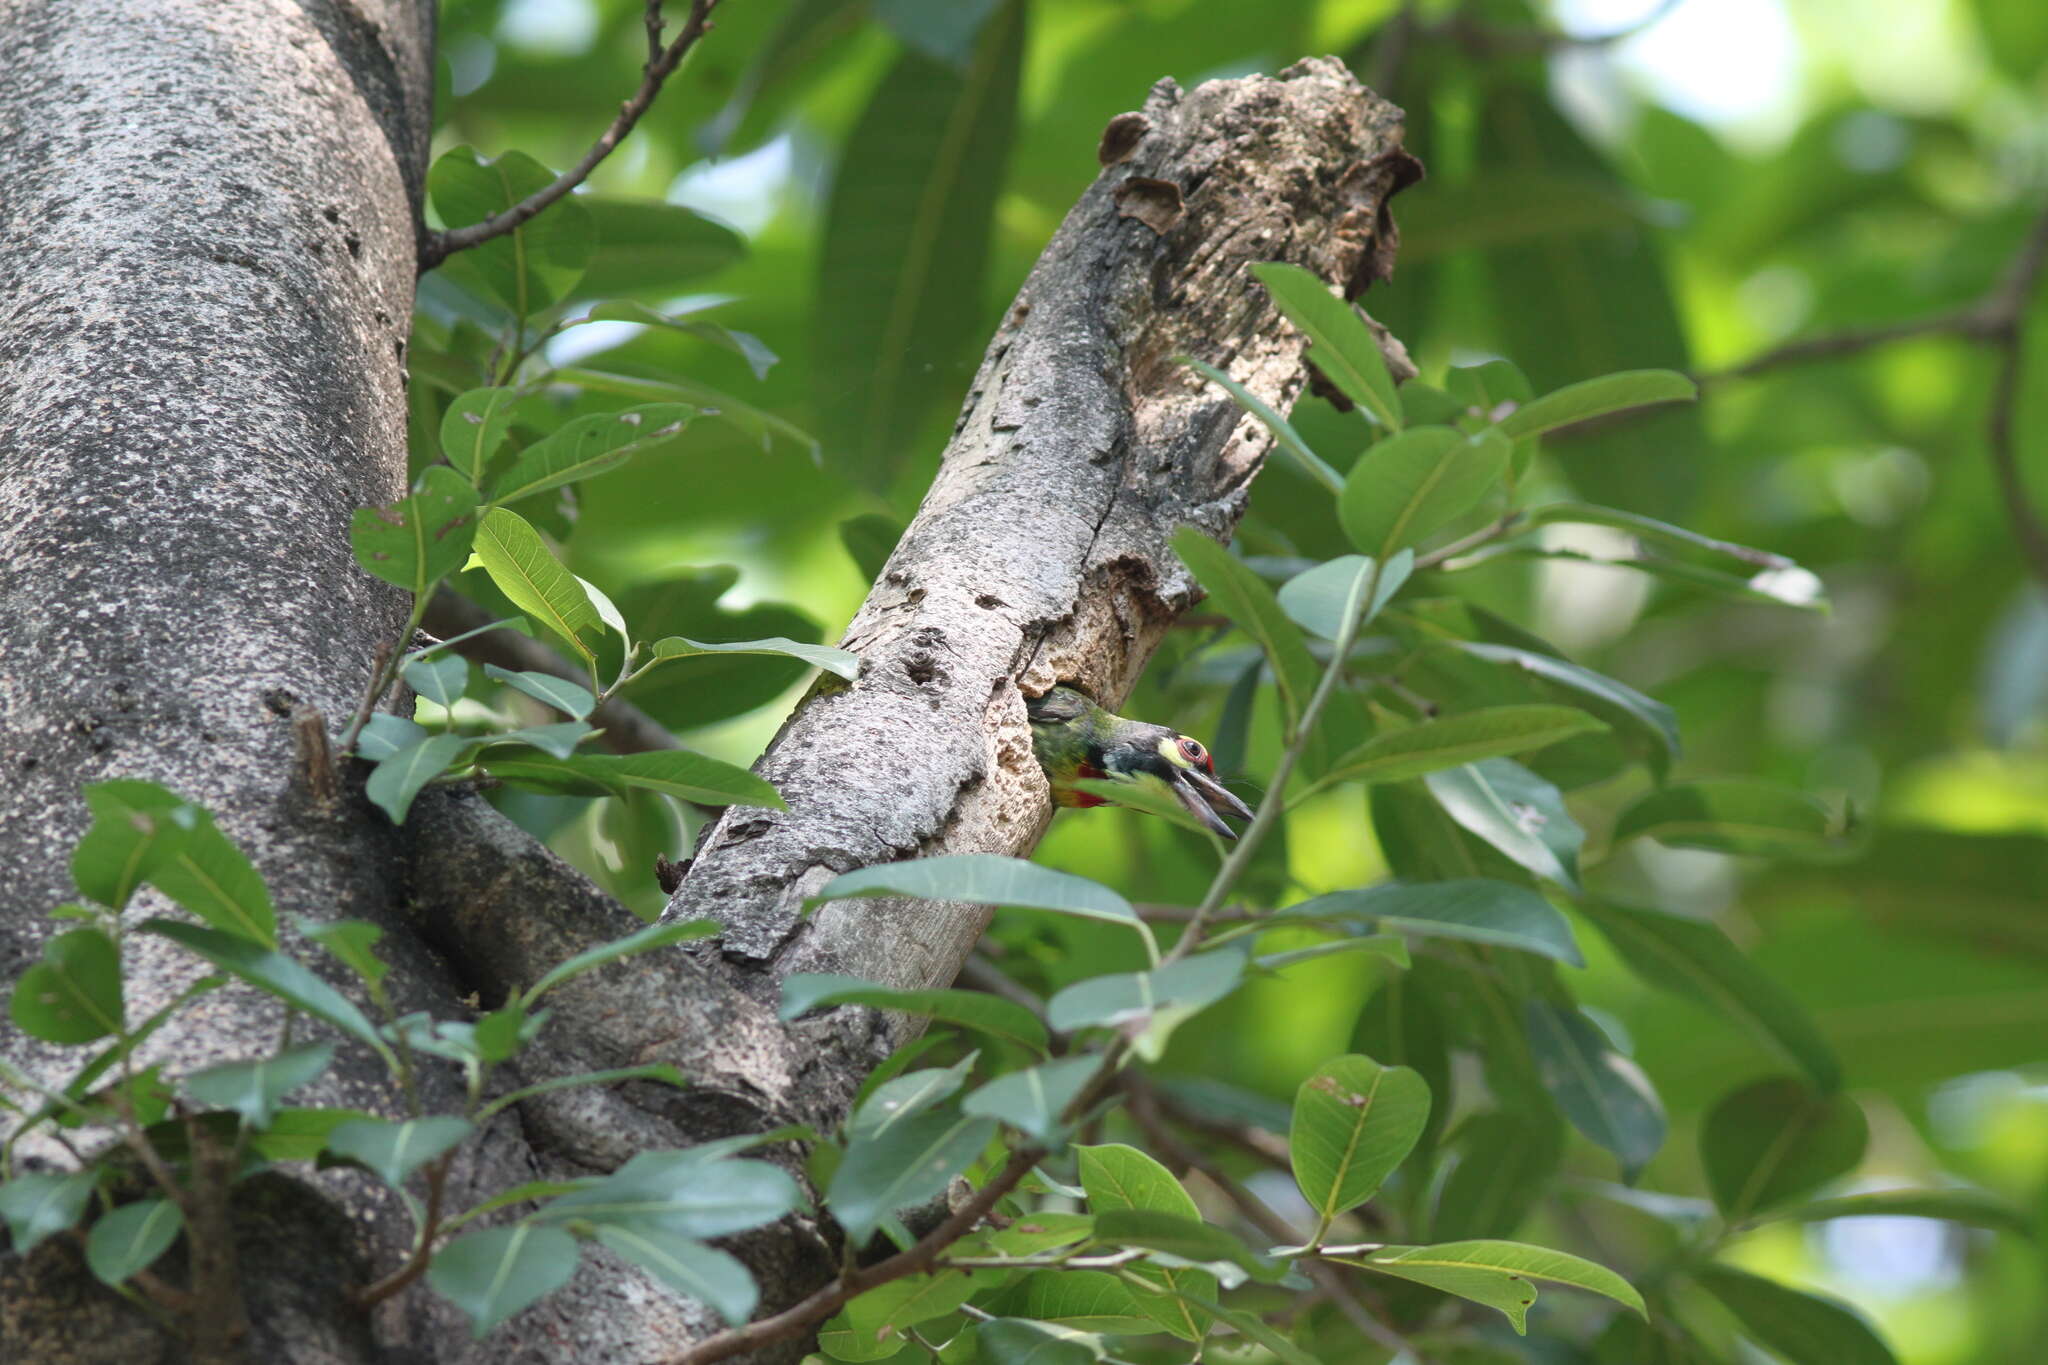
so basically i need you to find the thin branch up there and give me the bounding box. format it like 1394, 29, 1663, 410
420, 0, 722, 270
350, 1153, 455, 1310
956, 954, 1049, 1019
422, 588, 679, 756
666, 1147, 1042, 1365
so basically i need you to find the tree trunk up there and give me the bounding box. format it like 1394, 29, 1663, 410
0, 3, 1409, 1356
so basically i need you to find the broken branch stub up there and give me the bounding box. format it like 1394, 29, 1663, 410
667, 57, 1415, 1000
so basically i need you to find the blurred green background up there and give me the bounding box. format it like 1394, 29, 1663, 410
422, 1, 2048, 1358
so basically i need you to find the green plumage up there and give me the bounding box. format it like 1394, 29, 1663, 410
1026, 685, 1255, 837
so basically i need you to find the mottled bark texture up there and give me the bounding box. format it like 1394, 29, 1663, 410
668, 58, 1414, 997
0, 9, 1409, 1360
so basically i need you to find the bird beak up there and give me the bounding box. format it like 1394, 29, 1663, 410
1170, 766, 1256, 839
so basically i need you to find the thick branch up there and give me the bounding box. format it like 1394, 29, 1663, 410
664, 59, 1416, 1009
420, 0, 719, 269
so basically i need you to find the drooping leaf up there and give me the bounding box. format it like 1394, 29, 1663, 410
1495, 370, 1697, 440
1448, 642, 1680, 779
810, 855, 1136, 926
779, 974, 1049, 1055
1252, 261, 1401, 430
1525, 1002, 1666, 1181
814, 0, 1024, 488
592, 1224, 758, 1327
1180, 354, 1343, 493
403, 652, 470, 708
961, 1057, 1100, 1143
11, 928, 123, 1044
428, 1223, 582, 1338
849, 1054, 980, 1144
1276, 551, 1413, 642
1047, 951, 1246, 1034
356, 714, 430, 762
298, 918, 392, 1000
524, 918, 720, 1004
1322, 706, 1608, 786
1340, 426, 1510, 560
84, 1198, 184, 1287
351, 466, 482, 597
477, 1064, 690, 1124
1613, 780, 1850, 860
185, 1042, 335, 1131
489, 404, 695, 505
70, 779, 199, 911
440, 387, 522, 484
483, 721, 593, 761
583, 300, 778, 379
365, 733, 474, 824
1425, 759, 1585, 890
1701, 1078, 1868, 1222
428, 146, 594, 316
1694, 1264, 1899, 1365
1335, 1239, 1644, 1334
139, 919, 394, 1068
537, 1148, 802, 1239
1768, 1188, 2034, 1238
325, 1116, 472, 1190
468, 507, 600, 663
482, 664, 595, 719
827, 1109, 997, 1245
1578, 901, 1840, 1090
0, 1170, 99, 1256
1290, 1054, 1432, 1225
648, 634, 861, 682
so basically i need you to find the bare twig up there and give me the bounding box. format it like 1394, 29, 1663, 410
666, 1148, 1042, 1365
422, 588, 679, 756
420, 0, 722, 270
956, 954, 1050, 1019
350, 1153, 455, 1310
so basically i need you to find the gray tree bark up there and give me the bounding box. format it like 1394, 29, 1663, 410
0, 4, 1409, 1359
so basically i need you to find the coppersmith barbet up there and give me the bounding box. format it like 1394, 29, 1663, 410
1027, 685, 1255, 838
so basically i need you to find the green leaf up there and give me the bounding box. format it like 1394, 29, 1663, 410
506, 751, 784, 809
1444, 359, 1534, 414
351, 466, 482, 597
366, 733, 474, 824
523, 918, 720, 1005
144, 806, 279, 947
582, 301, 778, 379
1324, 706, 1608, 786
556, 366, 817, 459
326, 1116, 471, 1189
0, 1170, 98, 1256
1179, 355, 1342, 493
1340, 426, 1510, 560
140, 918, 395, 1068
185, 1042, 334, 1130
1701, 1078, 1868, 1222
490, 404, 695, 505
820, 1272, 977, 1360
538, 1148, 803, 1238
975, 1318, 1106, 1364
1093, 1208, 1287, 1283
779, 974, 1049, 1055
428, 147, 594, 315
961, 1057, 1100, 1143
1495, 370, 1697, 440
1170, 528, 1329, 762
815, 0, 1024, 489
477, 664, 596, 719
1046, 951, 1246, 1052
827, 1110, 997, 1245
484, 721, 593, 761
1523, 502, 1795, 570
576, 197, 745, 297
1449, 642, 1680, 780
1578, 901, 1840, 1090
428, 1223, 582, 1338
811, 855, 1136, 925
11, 929, 123, 1044
1431, 1112, 1565, 1241
440, 387, 521, 484
356, 714, 429, 762
70, 779, 198, 910
850, 1055, 980, 1142
469, 507, 600, 663
1525, 1002, 1666, 1181
1613, 779, 1849, 859
1290, 1053, 1431, 1225
85, 1198, 184, 1287
1337, 1239, 1644, 1333
1075, 1143, 1213, 1340
1694, 1264, 1899, 1365
839, 513, 904, 582
1770, 1188, 2034, 1238
591, 1225, 758, 1327
649, 634, 861, 682
404, 652, 470, 707
1425, 759, 1584, 890
1276, 551, 1414, 642
299, 918, 391, 999
1251, 262, 1401, 430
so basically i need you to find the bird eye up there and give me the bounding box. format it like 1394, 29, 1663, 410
1179, 738, 1206, 762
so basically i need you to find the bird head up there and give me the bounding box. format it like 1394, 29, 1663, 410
1028, 686, 1255, 838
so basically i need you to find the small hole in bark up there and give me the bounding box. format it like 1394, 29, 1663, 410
975, 594, 1004, 610
345, 234, 362, 259
907, 588, 926, 604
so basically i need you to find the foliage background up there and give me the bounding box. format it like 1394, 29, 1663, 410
423, 0, 2048, 1358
